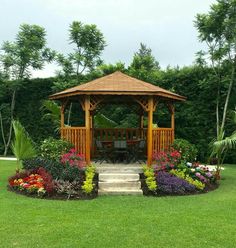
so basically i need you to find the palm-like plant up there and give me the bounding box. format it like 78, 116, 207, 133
41, 100, 60, 133
94, 113, 117, 128
11, 120, 36, 170
210, 110, 236, 177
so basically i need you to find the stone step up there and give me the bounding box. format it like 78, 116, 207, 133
98, 188, 143, 195
99, 181, 141, 190
96, 166, 142, 174
99, 173, 140, 182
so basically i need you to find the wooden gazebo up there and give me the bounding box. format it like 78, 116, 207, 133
49, 71, 186, 165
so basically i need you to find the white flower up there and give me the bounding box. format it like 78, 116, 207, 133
187, 162, 192, 167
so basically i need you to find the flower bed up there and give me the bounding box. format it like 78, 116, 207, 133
8, 147, 98, 200
141, 149, 218, 196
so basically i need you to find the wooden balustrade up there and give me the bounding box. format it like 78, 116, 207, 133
61, 127, 86, 155
93, 128, 147, 141
61, 127, 174, 159
152, 128, 174, 153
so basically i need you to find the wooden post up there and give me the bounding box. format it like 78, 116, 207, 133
60, 100, 66, 139
139, 110, 144, 139
147, 96, 153, 166
171, 105, 175, 141
168, 102, 175, 142
90, 112, 94, 157
85, 96, 91, 165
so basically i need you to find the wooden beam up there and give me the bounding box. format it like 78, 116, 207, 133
85, 96, 91, 165
147, 96, 153, 166
60, 99, 68, 138
171, 105, 175, 141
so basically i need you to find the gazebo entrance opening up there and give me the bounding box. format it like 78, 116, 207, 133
50, 71, 186, 165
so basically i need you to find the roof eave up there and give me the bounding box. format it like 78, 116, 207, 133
49, 90, 186, 101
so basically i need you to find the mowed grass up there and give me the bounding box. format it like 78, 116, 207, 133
0, 161, 236, 248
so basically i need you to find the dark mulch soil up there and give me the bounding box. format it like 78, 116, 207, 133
139, 173, 219, 197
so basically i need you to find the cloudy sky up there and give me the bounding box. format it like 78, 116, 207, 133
0, 0, 216, 78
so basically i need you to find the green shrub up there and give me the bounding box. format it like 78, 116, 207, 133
39, 137, 73, 162
172, 139, 198, 162
82, 165, 96, 194
22, 157, 63, 179
60, 164, 84, 182
143, 165, 157, 191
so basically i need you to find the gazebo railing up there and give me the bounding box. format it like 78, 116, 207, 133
61, 127, 174, 158
152, 128, 174, 153
93, 128, 147, 141
61, 127, 86, 155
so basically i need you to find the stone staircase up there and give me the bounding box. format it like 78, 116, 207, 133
96, 164, 143, 195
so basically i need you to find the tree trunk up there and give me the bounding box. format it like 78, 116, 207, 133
3, 89, 16, 156
221, 58, 236, 131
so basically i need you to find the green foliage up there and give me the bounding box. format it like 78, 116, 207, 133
172, 139, 198, 162
0, 23, 55, 156
195, 0, 236, 167
56, 21, 106, 78
170, 169, 205, 190
143, 165, 157, 191
128, 43, 160, 83
11, 120, 36, 167
22, 157, 63, 179
41, 100, 60, 132
210, 110, 236, 169
39, 137, 73, 162
94, 113, 118, 128
82, 165, 96, 194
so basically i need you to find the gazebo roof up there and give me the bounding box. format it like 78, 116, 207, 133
49, 71, 186, 101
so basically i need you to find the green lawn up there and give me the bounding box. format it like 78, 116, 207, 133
1, 161, 236, 248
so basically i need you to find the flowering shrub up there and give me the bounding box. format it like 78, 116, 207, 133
154, 148, 181, 171
170, 169, 205, 190
8, 167, 54, 196
61, 148, 86, 169
171, 138, 198, 163
189, 164, 215, 184
156, 171, 196, 195
40, 137, 73, 162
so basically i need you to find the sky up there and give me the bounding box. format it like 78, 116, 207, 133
0, 0, 216, 78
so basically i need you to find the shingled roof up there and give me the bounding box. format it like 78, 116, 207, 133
49, 71, 186, 101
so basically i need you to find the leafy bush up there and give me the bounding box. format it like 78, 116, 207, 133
22, 157, 63, 179
11, 120, 36, 169
39, 137, 73, 161
156, 171, 196, 195
82, 166, 96, 194
60, 164, 84, 182
172, 139, 198, 163
143, 165, 157, 191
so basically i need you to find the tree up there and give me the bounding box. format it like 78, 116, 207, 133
56, 21, 106, 84
128, 43, 160, 83
195, 0, 236, 173
0, 24, 54, 156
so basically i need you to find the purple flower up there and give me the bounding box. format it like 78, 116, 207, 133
156, 171, 196, 195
